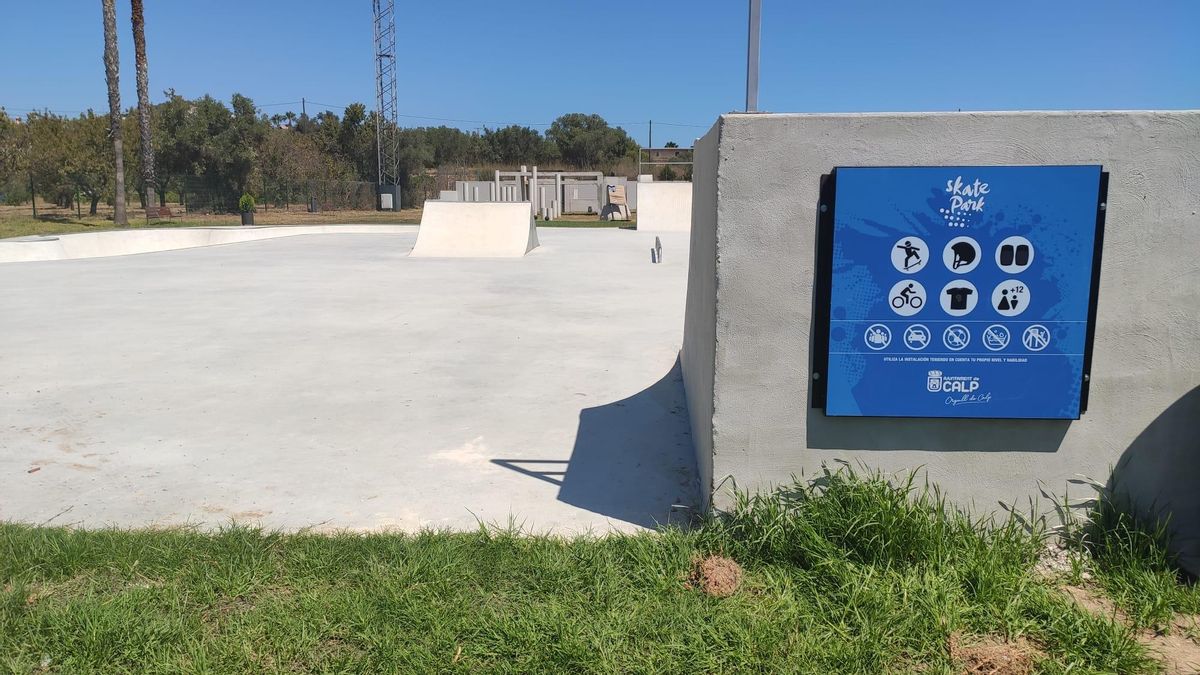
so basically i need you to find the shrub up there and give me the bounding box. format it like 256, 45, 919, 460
238, 193, 256, 212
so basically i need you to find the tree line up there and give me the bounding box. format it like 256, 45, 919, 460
0, 97, 643, 213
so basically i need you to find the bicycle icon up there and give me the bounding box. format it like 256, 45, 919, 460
892, 289, 924, 309
887, 280, 927, 317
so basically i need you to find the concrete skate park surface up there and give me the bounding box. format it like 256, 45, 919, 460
0, 224, 415, 263
0, 228, 696, 532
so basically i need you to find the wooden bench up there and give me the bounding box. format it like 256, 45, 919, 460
145, 207, 175, 221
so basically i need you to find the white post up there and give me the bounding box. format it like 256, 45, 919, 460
554, 172, 562, 219
493, 169, 500, 202
531, 165, 539, 218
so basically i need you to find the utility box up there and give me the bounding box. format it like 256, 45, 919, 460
378, 184, 401, 211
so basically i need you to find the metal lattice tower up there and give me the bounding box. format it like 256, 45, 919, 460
373, 0, 398, 187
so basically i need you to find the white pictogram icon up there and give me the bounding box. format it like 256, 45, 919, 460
891, 237, 929, 273
865, 324, 892, 350
888, 280, 926, 317
982, 324, 1011, 351
1023, 325, 1051, 352
996, 236, 1035, 274
943, 324, 971, 351
903, 324, 930, 351
943, 236, 981, 274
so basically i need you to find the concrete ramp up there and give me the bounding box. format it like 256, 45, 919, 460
410, 201, 539, 258
0, 225, 413, 264
635, 182, 693, 232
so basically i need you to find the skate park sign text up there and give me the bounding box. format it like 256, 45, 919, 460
812, 165, 1108, 419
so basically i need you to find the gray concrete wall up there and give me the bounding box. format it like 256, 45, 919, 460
681, 122, 721, 509
683, 111, 1200, 572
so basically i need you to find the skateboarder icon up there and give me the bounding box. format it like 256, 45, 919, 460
896, 240, 922, 270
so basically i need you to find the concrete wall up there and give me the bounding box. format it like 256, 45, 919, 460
681, 124, 721, 509
636, 182, 693, 232
682, 111, 1200, 572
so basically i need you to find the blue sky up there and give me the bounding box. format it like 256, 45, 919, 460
2, 0, 1197, 146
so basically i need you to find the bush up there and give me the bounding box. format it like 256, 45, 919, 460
238, 193, 256, 213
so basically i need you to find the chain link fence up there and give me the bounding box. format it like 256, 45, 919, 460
175, 177, 376, 214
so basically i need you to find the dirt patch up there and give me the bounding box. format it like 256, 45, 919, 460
1063, 585, 1200, 674
686, 554, 743, 598
948, 632, 1044, 675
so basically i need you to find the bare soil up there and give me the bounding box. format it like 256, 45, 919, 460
1063, 585, 1200, 674
687, 554, 743, 598
948, 631, 1044, 675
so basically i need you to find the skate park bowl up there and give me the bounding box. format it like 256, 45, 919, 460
0, 225, 696, 533
410, 201, 539, 257
635, 182, 693, 232
0, 224, 414, 263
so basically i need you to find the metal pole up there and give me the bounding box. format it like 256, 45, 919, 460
746, 0, 761, 112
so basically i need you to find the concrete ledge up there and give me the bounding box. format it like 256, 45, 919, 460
410, 202, 539, 257
636, 182, 693, 232
0, 225, 415, 263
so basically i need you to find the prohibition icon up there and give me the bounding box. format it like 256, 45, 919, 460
864, 324, 892, 350
982, 324, 1011, 351
943, 324, 971, 351
1022, 325, 1051, 351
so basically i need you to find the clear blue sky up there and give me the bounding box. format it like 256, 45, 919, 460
2, 0, 1197, 146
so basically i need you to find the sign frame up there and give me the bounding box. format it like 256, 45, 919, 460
810, 166, 1109, 419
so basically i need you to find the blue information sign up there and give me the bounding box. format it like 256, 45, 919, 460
821, 165, 1104, 419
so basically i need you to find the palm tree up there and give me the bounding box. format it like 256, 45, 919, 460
130, 0, 156, 210
102, 0, 127, 225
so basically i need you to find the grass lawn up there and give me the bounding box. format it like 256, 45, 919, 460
0, 208, 422, 240
1, 205, 630, 240
2, 469, 1194, 673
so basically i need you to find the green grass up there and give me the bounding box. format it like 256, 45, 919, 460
1070, 494, 1200, 630
0, 217, 214, 240
0, 468, 1167, 673
0, 213, 420, 240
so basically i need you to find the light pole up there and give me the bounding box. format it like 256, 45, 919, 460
746, 0, 761, 112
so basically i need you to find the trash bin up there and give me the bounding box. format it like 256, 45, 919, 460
308, 197, 319, 213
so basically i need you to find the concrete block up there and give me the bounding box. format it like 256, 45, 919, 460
683, 111, 1200, 574
636, 182, 693, 232
410, 201, 539, 258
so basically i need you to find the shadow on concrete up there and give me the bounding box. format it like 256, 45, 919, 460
1107, 386, 1200, 577
491, 358, 699, 528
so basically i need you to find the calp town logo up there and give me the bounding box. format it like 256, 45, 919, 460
927, 370, 943, 392
938, 175, 990, 228
926, 370, 981, 393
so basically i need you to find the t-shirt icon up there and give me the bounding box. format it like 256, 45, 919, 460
945, 286, 974, 310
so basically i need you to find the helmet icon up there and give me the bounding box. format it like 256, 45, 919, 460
950, 242, 977, 269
